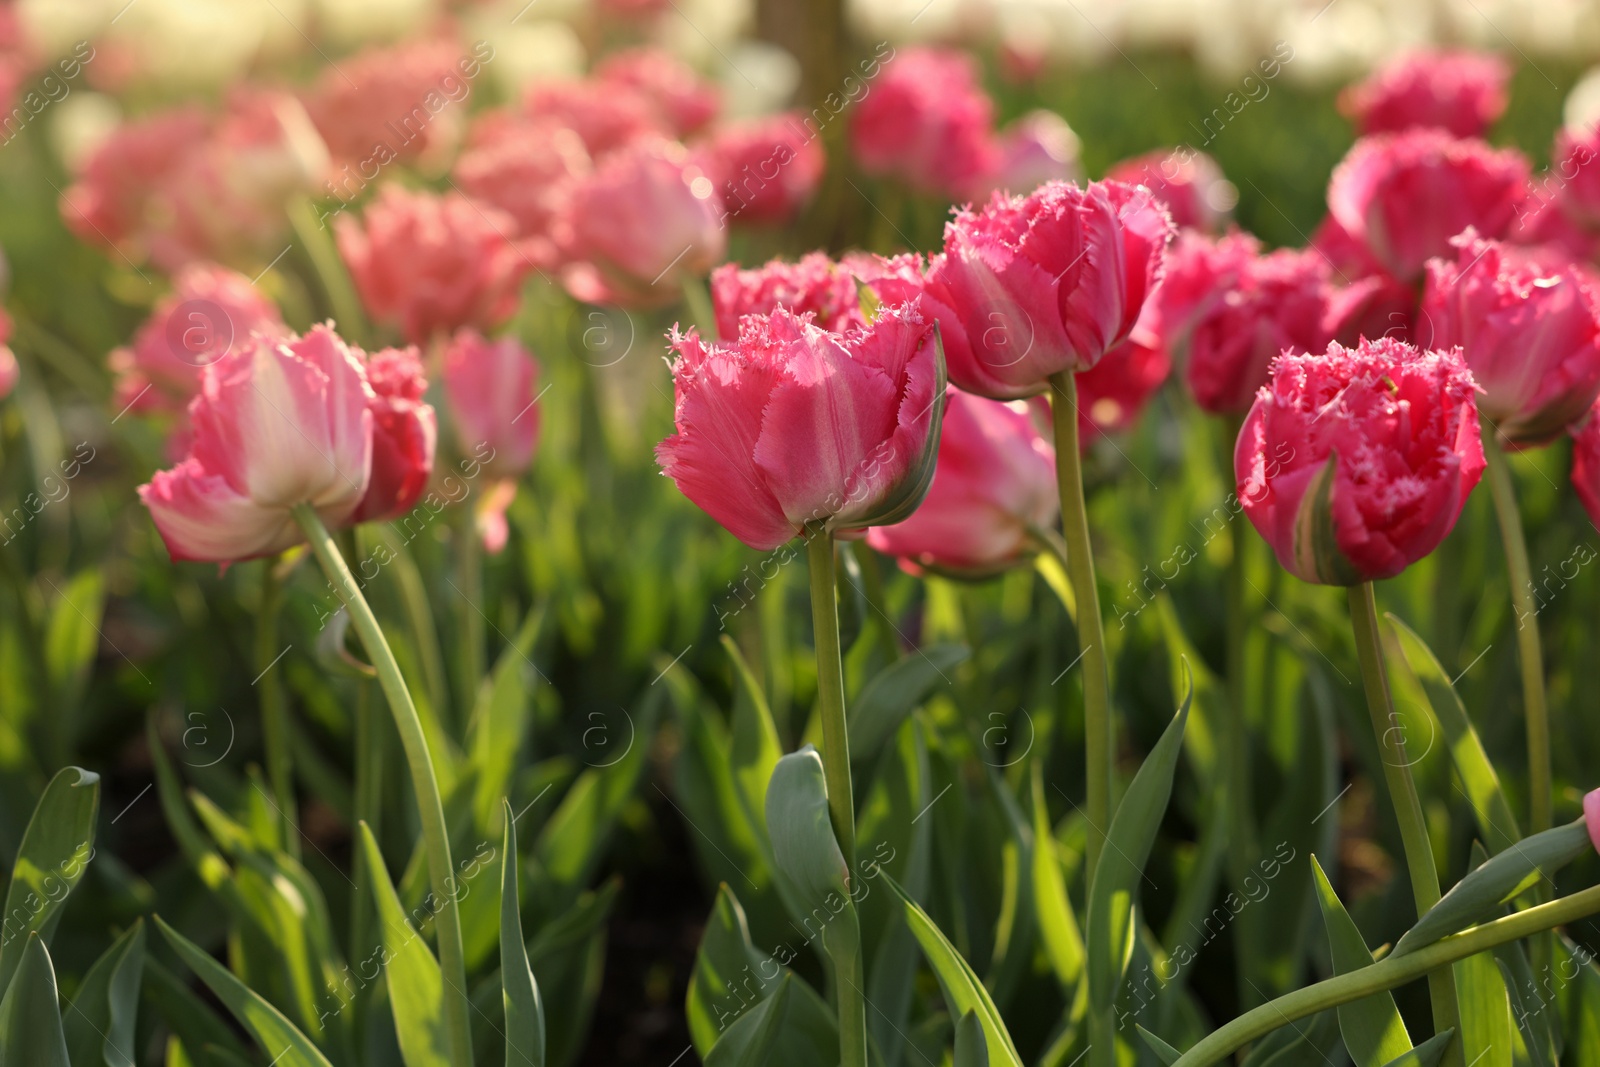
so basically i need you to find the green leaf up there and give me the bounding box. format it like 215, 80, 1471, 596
880, 872, 1022, 1067
704, 974, 791, 1067
847, 644, 969, 764
1384, 615, 1519, 854
1446, 841, 1511, 1067
1239, 1011, 1342, 1067
468, 608, 543, 830
1136, 1025, 1182, 1065
1394, 819, 1591, 956
43, 569, 104, 715
500, 800, 545, 1067
1311, 856, 1411, 1066
0, 765, 99, 992
1031, 761, 1084, 994
764, 747, 850, 911
1495, 939, 1556, 1067
1379, 1030, 1455, 1067
0, 934, 69, 1067
356, 823, 449, 1067
63, 919, 145, 1067
154, 917, 334, 1067
955, 1011, 990, 1067
141, 959, 252, 1066
721, 635, 783, 839
686, 886, 768, 1055
1086, 670, 1191, 1014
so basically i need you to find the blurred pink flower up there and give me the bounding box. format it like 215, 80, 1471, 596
1105, 148, 1233, 233
109, 262, 287, 417
351, 345, 436, 524
338, 184, 531, 343
1077, 330, 1169, 444
1143, 229, 1261, 361
1235, 336, 1484, 584
558, 138, 725, 308
1338, 50, 1510, 139
595, 47, 720, 137
850, 46, 999, 199
1421, 231, 1600, 446
454, 112, 590, 263
524, 78, 666, 158
971, 110, 1082, 200
139, 326, 375, 563
0, 308, 16, 400
867, 389, 1056, 574
1327, 130, 1529, 281
442, 328, 541, 552
304, 38, 481, 168
711, 252, 863, 339
59, 106, 210, 259
1550, 125, 1600, 231
657, 305, 939, 551
696, 113, 825, 226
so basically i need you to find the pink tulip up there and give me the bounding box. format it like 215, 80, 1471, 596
711, 252, 863, 339
442, 328, 540, 552
1327, 130, 1530, 281
1585, 788, 1600, 855
1421, 231, 1600, 446
558, 138, 726, 308
595, 47, 721, 137
109, 263, 287, 417
337, 184, 530, 344
1185, 248, 1334, 415
1338, 50, 1510, 139
867, 389, 1056, 574
0, 309, 16, 400
524, 79, 666, 158
139, 326, 375, 563
351, 345, 436, 524
304, 38, 477, 167
454, 113, 591, 263
1550, 126, 1600, 231
1511, 189, 1600, 263
657, 304, 940, 551
1143, 229, 1261, 361
927, 180, 1174, 397
972, 110, 1082, 200
1309, 213, 1392, 282
1573, 401, 1600, 534
1324, 272, 1418, 347
1105, 148, 1233, 233
696, 113, 825, 226
1077, 331, 1169, 444
849, 47, 999, 199
1235, 336, 1484, 585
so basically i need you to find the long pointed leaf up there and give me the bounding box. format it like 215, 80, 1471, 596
63, 919, 145, 1067
0, 766, 99, 992
0, 934, 69, 1067
356, 823, 450, 1067
500, 800, 544, 1067
1311, 857, 1411, 1066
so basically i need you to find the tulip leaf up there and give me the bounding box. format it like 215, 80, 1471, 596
0, 934, 68, 1067
469, 606, 544, 830
62, 919, 145, 1067
499, 800, 545, 1067
1383, 614, 1520, 854
1136, 1025, 1183, 1065
955, 1011, 990, 1067
704, 973, 792, 1067
880, 871, 1022, 1067
1239, 1010, 1342, 1067
141, 958, 252, 1066
0, 765, 99, 994
1451, 845, 1513, 1067
764, 747, 851, 910
1394, 818, 1590, 956
1495, 939, 1557, 1067
153, 917, 334, 1067
848, 324, 948, 530
356, 822, 450, 1067
1379, 1030, 1455, 1067
848, 644, 969, 763
1030, 762, 1084, 994
1086, 667, 1191, 1015
721, 635, 783, 836
1311, 856, 1412, 1066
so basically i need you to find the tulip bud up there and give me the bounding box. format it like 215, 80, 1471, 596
867, 389, 1056, 576
657, 305, 944, 551
1235, 336, 1485, 585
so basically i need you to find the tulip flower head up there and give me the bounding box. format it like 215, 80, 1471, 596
1327, 130, 1530, 282
337, 184, 531, 344
1421, 231, 1600, 447
657, 304, 945, 551
711, 253, 865, 339
1235, 336, 1485, 585
972, 110, 1083, 200
442, 329, 541, 553
139, 326, 377, 563
350, 345, 436, 524
1104, 148, 1234, 233
867, 389, 1056, 575
849, 47, 999, 200
454, 114, 591, 264
927, 179, 1175, 398
1338, 50, 1510, 139
1551, 125, 1600, 231
696, 113, 826, 226
594, 47, 721, 138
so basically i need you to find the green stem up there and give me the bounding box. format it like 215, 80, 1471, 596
349, 679, 382, 965
256, 558, 298, 860
804, 525, 867, 1067
1172, 883, 1600, 1067
1347, 582, 1461, 1067
293, 505, 474, 1067
1221, 416, 1257, 1007
288, 197, 371, 345
1047, 371, 1113, 1067
1481, 429, 1551, 837
681, 275, 717, 340
457, 511, 485, 725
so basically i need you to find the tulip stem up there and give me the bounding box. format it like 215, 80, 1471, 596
1219, 413, 1258, 1008
1047, 370, 1113, 1067
256, 558, 298, 860
1170, 881, 1600, 1067
803, 524, 867, 1067
292, 504, 475, 1067
457, 511, 485, 726
349, 679, 381, 965
288, 197, 371, 346
1481, 430, 1551, 837
681, 276, 717, 340
1347, 581, 1462, 1067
